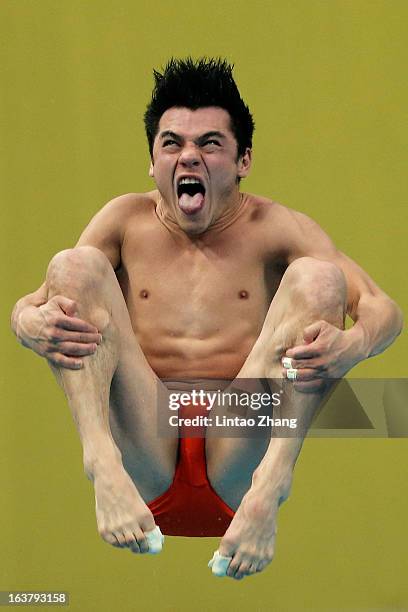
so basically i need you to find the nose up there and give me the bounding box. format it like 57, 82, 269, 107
178, 143, 200, 168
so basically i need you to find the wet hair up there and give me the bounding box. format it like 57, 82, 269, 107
144, 57, 255, 159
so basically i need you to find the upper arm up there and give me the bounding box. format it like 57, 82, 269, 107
75, 194, 135, 270
284, 210, 387, 320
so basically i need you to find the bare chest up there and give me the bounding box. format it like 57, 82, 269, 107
118, 223, 283, 339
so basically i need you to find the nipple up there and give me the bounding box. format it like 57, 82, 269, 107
239, 290, 249, 299
140, 289, 149, 299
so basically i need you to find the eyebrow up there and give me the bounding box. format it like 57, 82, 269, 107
159, 130, 226, 142
198, 131, 225, 141
159, 130, 181, 140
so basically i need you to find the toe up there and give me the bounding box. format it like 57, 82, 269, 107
256, 559, 270, 573
128, 536, 141, 554
139, 510, 156, 534
239, 562, 252, 577
113, 532, 127, 547
218, 536, 236, 558
123, 529, 138, 550
226, 557, 241, 578
248, 562, 258, 575
136, 530, 149, 554
102, 531, 120, 547
233, 559, 255, 580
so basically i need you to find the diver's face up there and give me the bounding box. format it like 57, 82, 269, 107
150, 106, 251, 234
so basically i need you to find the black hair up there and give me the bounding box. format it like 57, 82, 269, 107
144, 57, 255, 159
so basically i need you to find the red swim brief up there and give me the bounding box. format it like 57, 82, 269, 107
147, 401, 235, 537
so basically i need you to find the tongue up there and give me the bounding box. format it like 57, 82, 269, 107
178, 192, 205, 215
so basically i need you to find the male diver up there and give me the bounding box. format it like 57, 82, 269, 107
11, 58, 402, 580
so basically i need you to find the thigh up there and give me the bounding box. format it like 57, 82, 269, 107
205, 262, 309, 508
109, 354, 178, 504
205, 279, 293, 508
46, 246, 178, 503
204, 380, 273, 511
206, 257, 346, 508
97, 263, 178, 502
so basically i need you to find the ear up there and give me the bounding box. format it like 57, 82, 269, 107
149, 160, 154, 177
237, 148, 252, 179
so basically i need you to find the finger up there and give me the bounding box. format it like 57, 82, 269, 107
282, 356, 323, 370
54, 331, 102, 344
302, 321, 323, 343
56, 315, 100, 334
282, 368, 320, 382
48, 354, 83, 369
285, 345, 321, 359
289, 359, 325, 371
52, 342, 98, 356
51, 295, 78, 316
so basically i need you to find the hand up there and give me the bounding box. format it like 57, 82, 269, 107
283, 321, 359, 393
17, 295, 102, 369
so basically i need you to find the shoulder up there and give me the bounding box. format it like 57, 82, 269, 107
86, 191, 159, 238
242, 192, 316, 234
76, 191, 159, 268
242, 193, 336, 258
246, 192, 313, 219
97, 191, 157, 220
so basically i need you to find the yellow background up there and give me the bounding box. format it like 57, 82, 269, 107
1, 1, 407, 610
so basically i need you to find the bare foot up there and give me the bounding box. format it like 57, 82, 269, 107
217, 478, 291, 580
93, 465, 157, 554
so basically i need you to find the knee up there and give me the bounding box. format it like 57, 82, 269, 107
46, 246, 111, 290
283, 257, 347, 313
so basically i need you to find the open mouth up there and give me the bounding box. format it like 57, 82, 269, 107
177, 177, 206, 215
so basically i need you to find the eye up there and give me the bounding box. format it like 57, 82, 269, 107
204, 139, 220, 146
163, 139, 179, 147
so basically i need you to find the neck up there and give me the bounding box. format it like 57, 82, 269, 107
154, 189, 247, 238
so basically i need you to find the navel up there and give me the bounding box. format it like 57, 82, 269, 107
239, 290, 249, 299
139, 289, 149, 299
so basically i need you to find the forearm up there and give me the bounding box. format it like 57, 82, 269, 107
347, 294, 403, 361
252, 296, 403, 491
11, 283, 48, 340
